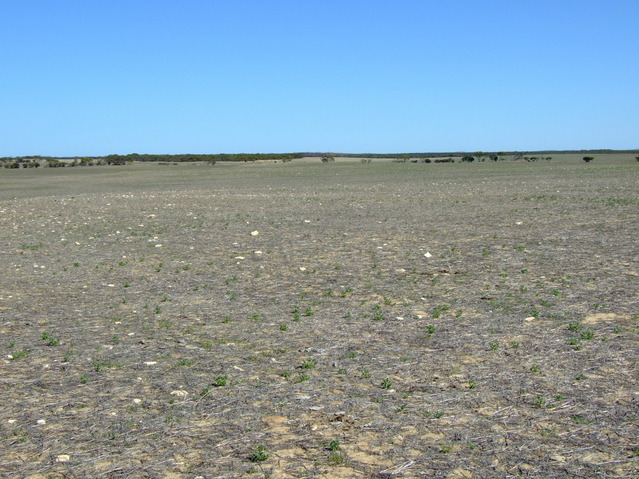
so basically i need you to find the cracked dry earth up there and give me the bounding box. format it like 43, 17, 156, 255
0, 158, 638, 478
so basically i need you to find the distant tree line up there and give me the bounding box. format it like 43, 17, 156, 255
104, 153, 303, 163
0, 152, 304, 168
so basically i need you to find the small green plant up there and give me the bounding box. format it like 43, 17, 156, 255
439, 443, 453, 453
249, 445, 269, 462
571, 415, 592, 424
279, 324, 288, 331
178, 359, 194, 367
304, 307, 314, 317
79, 374, 89, 384
328, 451, 345, 465
468, 380, 477, 389
302, 358, 317, 369
294, 373, 309, 383
530, 365, 541, 373
213, 375, 228, 387
345, 351, 358, 359
361, 369, 371, 379
568, 321, 582, 332
327, 439, 341, 451
421, 410, 444, 419
510, 341, 520, 349
381, 378, 393, 390
425, 325, 436, 335
581, 330, 594, 340
489, 342, 499, 351
41, 332, 59, 346
568, 337, 581, 348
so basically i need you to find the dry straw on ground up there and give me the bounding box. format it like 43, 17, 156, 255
1, 156, 638, 478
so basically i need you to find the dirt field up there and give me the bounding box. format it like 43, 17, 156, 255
1, 156, 638, 478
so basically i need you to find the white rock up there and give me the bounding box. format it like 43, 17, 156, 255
170, 390, 189, 399
250, 230, 259, 236
144, 361, 157, 366
56, 455, 71, 463
37, 419, 46, 425
424, 252, 432, 258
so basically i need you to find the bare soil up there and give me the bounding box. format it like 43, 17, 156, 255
1, 157, 638, 478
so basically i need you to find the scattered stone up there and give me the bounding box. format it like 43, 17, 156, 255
170, 390, 189, 399
424, 252, 432, 258
250, 230, 259, 236
56, 455, 71, 463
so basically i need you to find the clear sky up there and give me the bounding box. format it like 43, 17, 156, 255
1, 0, 637, 156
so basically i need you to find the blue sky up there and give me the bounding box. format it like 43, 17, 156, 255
1, 1, 637, 156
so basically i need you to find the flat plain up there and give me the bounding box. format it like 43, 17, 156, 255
1, 155, 638, 478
